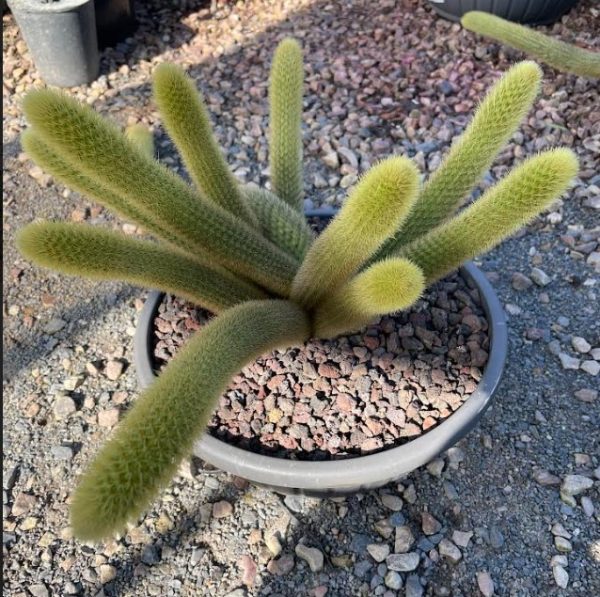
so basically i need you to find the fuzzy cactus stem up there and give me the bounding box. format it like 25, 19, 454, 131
400, 149, 579, 284
462, 11, 600, 79
70, 299, 311, 540
374, 61, 542, 260
152, 64, 258, 226
313, 258, 425, 338
269, 38, 305, 211
291, 156, 419, 310
16, 222, 268, 312
23, 90, 298, 295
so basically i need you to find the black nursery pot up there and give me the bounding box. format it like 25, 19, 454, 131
7, 0, 100, 87
427, 0, 579, 26
134, 210, 508, 496
94, 0, 137, 49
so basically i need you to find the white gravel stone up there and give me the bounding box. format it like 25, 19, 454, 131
554, 536, 572, 552
552, 565, 569, 589
530, 267, 551, 286
99, 564, 117, 584
571, 336, 591, 353
580, 360, 600, 376
452, 530, 473, 548
586, 251, 600, 272
426, 458, 445, 477
581, 496, 595, 517
384, 570, 403, 590
386, 552, 420, 572
476, 571, 495, 596
295, 544, 324, 572
561, 474, 594, 496
53, 394, 77, 420
380, 494, 403, 511
551, 523, 571, 538
367, 543, 390, 563
394, 526, 415, 553
558, 353, 580, 370
574, 388, 598, 402
438, 538, 462, 563
551, 555, 568, 567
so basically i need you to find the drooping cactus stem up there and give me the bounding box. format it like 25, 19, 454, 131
374, 60, 542, 260
400, 148, 579, 284
70, 299, 311, 540
291, 156, 420, 310
16, 222, 268, 312
23, 90, 299, 295
462, 11, 600, 79
313, 258, 425, 338
269, 38, 305, 211
152, 64, 258, 226
21, 129, 185, 250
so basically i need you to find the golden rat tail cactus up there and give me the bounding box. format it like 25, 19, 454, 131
462, 11, 600, 79
16, 39, 578, 540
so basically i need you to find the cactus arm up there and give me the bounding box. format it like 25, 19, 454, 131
313, 258, 425, 338
290, 156, 420, 310
462, 12, 600, 79
374, 61, 542, 261
21, 129, 188, 251
400, 149, 578, 285
125, 124, 155, 159
69, 299, 310, 540
152, 64, 258, 227
16, 222, 268, 312
268, 38, 305, 211
23, 90, 299, 296
244, 186, 314, 260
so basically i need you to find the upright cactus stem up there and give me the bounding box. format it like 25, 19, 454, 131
291, 156, 420, 310
269, 38, 305, 211
462, 11, 600, 79
374, 60, 542, 260
400, 149, 579, 284
152, 64, 259, 226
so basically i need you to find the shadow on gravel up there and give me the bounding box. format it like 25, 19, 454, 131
2, 287, 137, 382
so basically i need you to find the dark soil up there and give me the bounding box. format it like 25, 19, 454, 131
152, 268, 490, 460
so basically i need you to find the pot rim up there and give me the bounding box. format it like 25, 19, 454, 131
134, 213, 507, 493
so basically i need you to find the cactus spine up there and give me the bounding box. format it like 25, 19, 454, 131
291, 156, 419, 310
152, 64, 258, 226
269, 38, 304, 211
400, 149, 578, 284
462, 12, 600, 79
16, 222, 268, 312
70, 299, 311, 540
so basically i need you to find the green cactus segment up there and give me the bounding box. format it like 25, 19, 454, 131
152, 64, 258, 226
269, 38, 304, 211
21, 130, 184, 250
70, 299, 310, 540
125, 124, 155, 159
291, 156, 420, 310
16, 222, 268, 312
22, 90, 298, 295
313, 258, 425, 337
375, 61, 542, 261
244, 186, 314, 260
462, 11, 600, 79
400, 149, 579, 285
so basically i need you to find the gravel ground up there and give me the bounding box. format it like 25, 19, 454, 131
3, 0, 599, 596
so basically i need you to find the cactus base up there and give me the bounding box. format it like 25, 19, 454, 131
135, 215, 507, 495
